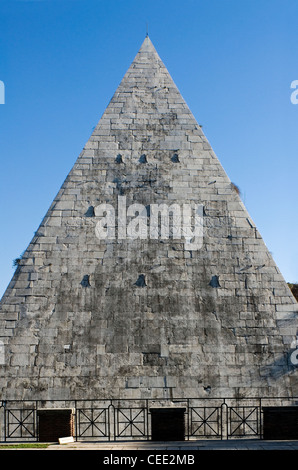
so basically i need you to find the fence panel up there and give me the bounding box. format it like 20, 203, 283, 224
1, 397, 297, 442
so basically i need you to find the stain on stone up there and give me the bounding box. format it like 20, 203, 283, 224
209, 275, 220, 288
239, 265, 252, 272
115, 154, 123, 164
113, 177, 125, 195
85, 206, 95, 217
81, 275, 91, 287
246, 218, 254, 228
139, 154, 147, 163
256, 264, 266, 270
134, 274, 147, 287
171, 153, 179, 163
143, 352, 165, 366
144, 344, 161, 354
212, 311, 219, 321
231, 182, 241, 195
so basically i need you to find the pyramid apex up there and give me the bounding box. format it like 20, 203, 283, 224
138, 34, 158, 53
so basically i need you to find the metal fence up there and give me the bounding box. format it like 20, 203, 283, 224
0, 397, 297, 442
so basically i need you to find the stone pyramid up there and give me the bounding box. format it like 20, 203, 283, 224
1, 36, 298, 401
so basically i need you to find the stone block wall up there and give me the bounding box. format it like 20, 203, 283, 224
0, 37, 297, 401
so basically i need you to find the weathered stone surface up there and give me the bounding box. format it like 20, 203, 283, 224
0, 36, 298, 401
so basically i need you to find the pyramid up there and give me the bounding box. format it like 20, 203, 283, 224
1, 36, 298, 401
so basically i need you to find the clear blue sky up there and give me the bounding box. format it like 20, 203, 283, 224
0, 0, 297, 298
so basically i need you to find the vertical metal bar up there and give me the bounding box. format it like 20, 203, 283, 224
111, 401, 114, 442
108, 404, 111, 442
221, 401, 224, 440
114, 403, 117, 442
225, 399, 229, 440
75, 400, 78, 441
105, 407, 107, 440
222, 399, 229, 439
130, 408, 132, 437
255, 403, 258, 439
186, 398, 189, 441
2, 402, 6, 442
220, 400, 224, 440
260, 397, 262, 440
36, 401, 38, 441
4, 404, 6, 442
20, 409, 23, 439
108, 402, 110, 441
146, 399, 149, 440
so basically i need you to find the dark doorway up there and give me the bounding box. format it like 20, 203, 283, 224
150, 408, 186, 441
263, 406, 298, 440
38, 409, 74, 442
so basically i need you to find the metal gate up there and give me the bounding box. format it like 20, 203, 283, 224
0, 397, 296, 442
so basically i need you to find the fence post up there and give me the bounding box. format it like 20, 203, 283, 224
146, 399, 149, 440
221, 400, 228, 440
108, 403, 115, 442
74, 400, 77, 441
35, 401, 38, 441
0, 401, 6, 442
259, 398, 262, 440
186, 398, 189, 440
